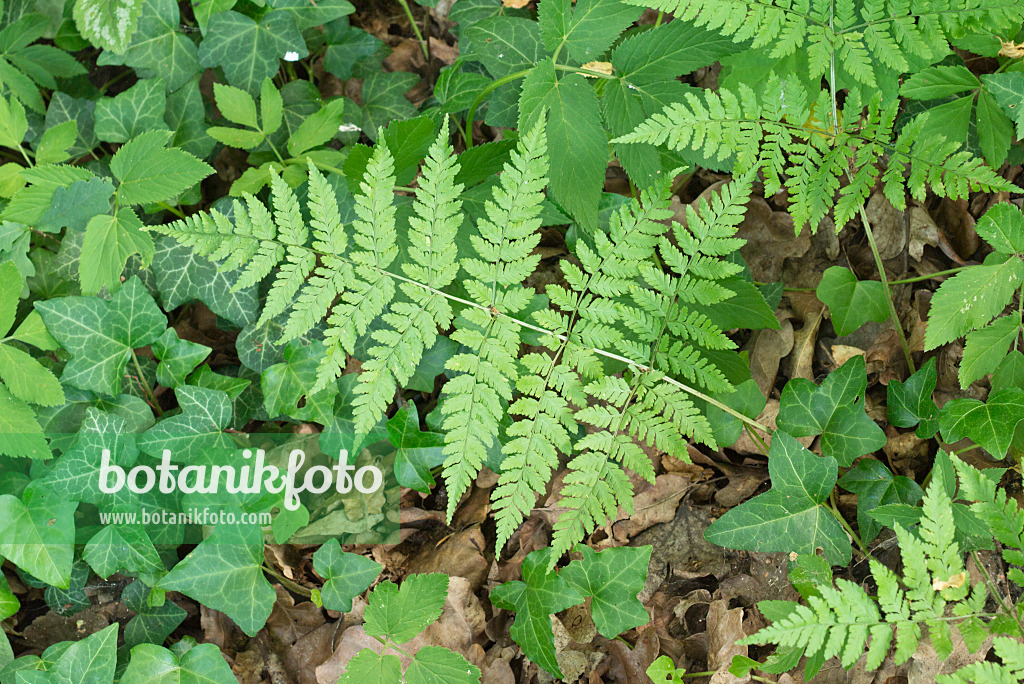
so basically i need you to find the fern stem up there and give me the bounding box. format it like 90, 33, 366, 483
855, 188, 915, 373
970, 550, 1024, 636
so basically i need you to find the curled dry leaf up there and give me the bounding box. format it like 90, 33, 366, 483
908, 206, 940, 261
611, 473, 698, 543
581, 61, 614, 76
706, 601, 749, 684
999, 39, 1024, 58
502, 0, 531, 7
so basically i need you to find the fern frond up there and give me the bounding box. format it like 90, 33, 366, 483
615, 77, 1019, 233
953, 457, 1024, 588
352, 122, 463, 432
440, 116, 549, 519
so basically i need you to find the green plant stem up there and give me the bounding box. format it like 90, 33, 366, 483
855, 190, 915, 373
130, 350, 163, 417
372, 635, 414, 658
828, 491, 871, 559
754, 267, 968, 293
396, 0, 429, 59
262, 564, 312, 597
157, 201, 186, 220
971, 550, 1024, 636
743, 423, 770, 457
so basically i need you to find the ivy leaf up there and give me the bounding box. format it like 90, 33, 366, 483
266, 0, 356, 31
887, 356, 938, 438
324, 24, 385, 80
815, 266, 890, 336
80, 208, 153, 295
110, 130, 215, 207
311, 539, 381, 612
115, 0, 202, 92
519, 58, 604, 231
123, 580, 187, 649
0, 494, 76, 588
198, 10, 305, 94
151, 236, 258, 328
838, 458, 924, 543
705, 431, 851, 566
777, 356, 886, 466
83, 524, 164, 585
35, 276, 166, 396
357, 71, 419, 141
193, 0, 237, 32
73, 0, 144, 53
152, 328, 211, 389
561, 544, 650, 638
122, 642, 236, 683
165, 78, 216, 159
45, 93, 99, 159
44, 560, 90, 616
38, 178, 115, 234
491, 547, 585, 678
365, 573, 449, 644
538, 0, 639, 64
262, 340, 339, 424
159, 522, 275, 636
137, 385, 234, 458
94, 77, 168, 143
924, 257, 1024, 350
41, 409, 139, 506
462, 16, 542, 79
939, 388, 1024, 459
387, 405, 445, 492
983, 72, 1024, 138
49, 622, 118, 681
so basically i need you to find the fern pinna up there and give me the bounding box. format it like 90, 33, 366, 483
742, 455, 1024, 681
150, 121, 754, 560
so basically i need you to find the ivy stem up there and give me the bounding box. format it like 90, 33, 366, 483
828, 490, 872, 559
743, 423, 771, 457
262, 564, 312, 597
854, 186, 915, 373
396, 0, 429, 59
157, 201, 186, 220
130, 350, 163, 417
754, 267, 968, 293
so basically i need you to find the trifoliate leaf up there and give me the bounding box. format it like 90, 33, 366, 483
939, 388, 1024, 459
387, 405, 445, 492
110, 130, 215, 206
704, 431, 851, 566
887, 356, 938, 438
561, 544, 650, 638
364, 573, 449, 645
924, 256, 1024, 350
491, 547, 585, 678
777, 356, 885, 466
159, 523, 275, 636
73, 0, 144, 53
94, 77, 168, 143
122, 642, 235, 683
80, 208, 154, 295
838, 458, 923, 543
152, 328, 211, 389
519, 58, 604, 231
0, 494, 76, 588
35, 276, 166, 396
198, 10, 306, 94
312, 539, 381, 612
815, 266, 890, 336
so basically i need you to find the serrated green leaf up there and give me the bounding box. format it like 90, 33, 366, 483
490, 547, 584, 678
198, 10, 305, 94
975, 202, 1024, 255
0, 343, 64, 406
159, 522, 275, 636
288, 98, 345, 157
0, 494, 76, 588
387, 405, 445, 492
35, 276, 166, 396
94, 77, 168, 143
561, 544, 650, 638
519, 58, 604, 231
121, 642, 235, 684
992, 350, 1024, 393
816, 266, 890, 337
260, 77, 283, 135
10, 311, 59, 351
312, 539, 381, 612
704, 431, 850, 566
900, 65, 979, 99
110, 130, 214, 206
80, 208, 154, 295
0, 259, 19, 334
961, 315, 1020, 388
886, 356, 938, 438
538, 0, 639, 63
939, 388, 1024, 459
337, 649, 401, 684
777, 356, 885, 466
406, 646, 481, 684
364, 573, 449, 645
213, 82, 258, 128
838, 458, 923, 543
0, 94, 27, 149
0, 383, 50, 458
977, 88, 1012, 168
73, 0, 143, 53
924, 257, 1024, 350
34, 120, 77, 165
